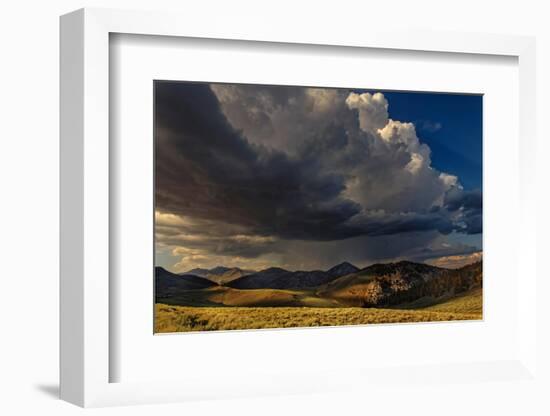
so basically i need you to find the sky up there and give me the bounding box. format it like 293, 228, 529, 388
154, 82, 482, 272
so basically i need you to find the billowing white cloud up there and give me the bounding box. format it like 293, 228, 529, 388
345, 92, 389, 132
211, 85, 458, 216
439, 172, 460, 188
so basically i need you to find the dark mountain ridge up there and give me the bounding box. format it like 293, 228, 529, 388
155, 267, 218, 299
184, 266, 256, 285
327, 261, 360, 277
320, 260, 482, 307
227, 261, 360, 289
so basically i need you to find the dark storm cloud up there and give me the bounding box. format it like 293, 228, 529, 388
155, 82, 481, 251
155, 82, 364, 241
444, 188, 482, 212
159, 233, 276, 258
443, 188, 482, 234
406, 244, 480, 263
355, 212, 455, 236
275, 230, 480, 271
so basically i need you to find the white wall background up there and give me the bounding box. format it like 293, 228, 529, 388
0, 1, 548, 415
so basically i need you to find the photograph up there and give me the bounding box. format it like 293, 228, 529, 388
153, 81, 483, 333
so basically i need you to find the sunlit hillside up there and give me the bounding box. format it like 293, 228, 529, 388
155, 288, 482, 333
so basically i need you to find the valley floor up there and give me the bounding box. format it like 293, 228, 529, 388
155, 289, 482, 333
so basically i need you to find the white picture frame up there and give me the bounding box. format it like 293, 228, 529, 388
60, 7, 540, 408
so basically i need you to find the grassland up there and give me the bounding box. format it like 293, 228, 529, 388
155, 289, 482, 333
156, 286, 341, 308
424, 288, 483, 314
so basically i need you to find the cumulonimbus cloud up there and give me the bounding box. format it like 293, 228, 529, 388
154, 82, 481, 269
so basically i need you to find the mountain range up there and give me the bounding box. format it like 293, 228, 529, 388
156, 260, 482, 309
226, 261, 359, 289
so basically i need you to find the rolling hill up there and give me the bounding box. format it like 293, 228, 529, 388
155, 267, 218, 299
318, 261, 482, 307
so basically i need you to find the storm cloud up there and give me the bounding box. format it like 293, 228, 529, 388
154, 82, 482, 271
443, 188, 483, 234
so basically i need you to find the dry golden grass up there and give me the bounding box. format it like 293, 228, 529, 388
155, 302, 481, 333
158, 286, 340, 308
155, 286, 482, 333
423, 288, 482, 314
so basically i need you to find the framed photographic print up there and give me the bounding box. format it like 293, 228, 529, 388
60, 7, 541, 409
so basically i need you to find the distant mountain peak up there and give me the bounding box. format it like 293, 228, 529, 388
185, 267, 209, 277
333, 261, 357, 269
327, 262, 359, 278
180, 266, 257, 285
